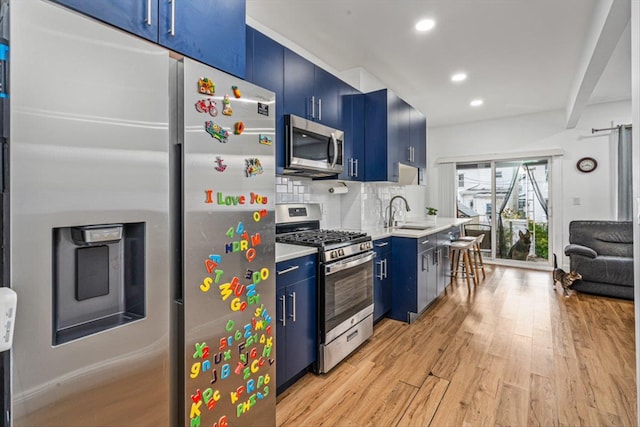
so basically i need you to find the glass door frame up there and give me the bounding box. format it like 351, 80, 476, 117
457, 156, 553, 267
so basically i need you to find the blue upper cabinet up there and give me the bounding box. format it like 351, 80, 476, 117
158, 0, 245, 78
340, 91, 365, 181
284, 49, 315, 119
246, 27, 285, 173
52, 0, 159, 42
364, 89, 400, 182
53, 0, 246, 78
283, 49, 343, 130
364, 88, 427, 183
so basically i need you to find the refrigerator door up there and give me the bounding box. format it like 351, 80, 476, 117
11, 1, 171, 425
176, 58, 275, 426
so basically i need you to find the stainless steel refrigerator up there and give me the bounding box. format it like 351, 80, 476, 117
9, 1, 275, 426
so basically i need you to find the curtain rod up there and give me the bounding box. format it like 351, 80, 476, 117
591, 124, 632, 134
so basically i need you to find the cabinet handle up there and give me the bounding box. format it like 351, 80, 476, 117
412, 146, 415, 162
310, 96, 315, 119
280, 295, 286, 326
354, 158, 358, 177
276, 265, 299, 275
146, 0, 152, 25
374, 241, 389, 247
168, 0, 176, 36
318, 98, 322, 121
383, 258, 388, 279
289, 292, 297, 322
376, 260, 384, 279
421, 239, 429, 244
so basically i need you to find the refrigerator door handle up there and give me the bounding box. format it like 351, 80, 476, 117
169, 0, 176, 36
280, 295, 286, 326
146, 0, 152, 25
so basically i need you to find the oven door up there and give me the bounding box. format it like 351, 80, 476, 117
322, 251, 374, 342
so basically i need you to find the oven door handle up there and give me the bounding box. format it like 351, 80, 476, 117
325, 251, 375, 275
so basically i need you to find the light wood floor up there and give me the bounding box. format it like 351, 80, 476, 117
276, 265, 637, 426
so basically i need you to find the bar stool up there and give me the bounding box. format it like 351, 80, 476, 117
449, 240, 476, 289
456, 234, 486, 281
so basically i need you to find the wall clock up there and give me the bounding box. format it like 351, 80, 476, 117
577, 157, 597, 173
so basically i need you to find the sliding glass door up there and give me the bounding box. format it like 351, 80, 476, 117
456, 158, 550, 265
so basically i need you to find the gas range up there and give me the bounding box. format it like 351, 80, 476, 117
275, 203, 373, 262
275, 203, 375, 374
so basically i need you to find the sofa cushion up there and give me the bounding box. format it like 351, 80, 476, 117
571, 255, 634, 287
569, 221, 633, 257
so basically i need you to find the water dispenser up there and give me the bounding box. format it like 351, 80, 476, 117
52, 222, 145, 345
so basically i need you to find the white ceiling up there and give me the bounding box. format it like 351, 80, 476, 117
246, 0, 631, 127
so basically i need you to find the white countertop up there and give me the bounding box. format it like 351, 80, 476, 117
275, 243, 318, 263
360, 217, 471, 240
275, 217, 471, 262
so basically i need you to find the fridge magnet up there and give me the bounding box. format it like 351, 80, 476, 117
232, 85, 242, 98
258, 134, 272, 146
205, 121, 229, 143
222, 94, 233, 116
234, 121, 245, 135
214, 156, 227, 172
198, 77, 215, 95
195, 98, 218, 117
257, 102, 269, 116
245, 158, 264, 177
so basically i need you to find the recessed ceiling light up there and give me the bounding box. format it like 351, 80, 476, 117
451, 72, 467, 82
415, 18, 435, 32
470, 99, 484, 107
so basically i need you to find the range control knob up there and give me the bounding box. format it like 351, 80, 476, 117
360, 242, 371, 250
338, 249, 345, 257
330, 251, 337, 259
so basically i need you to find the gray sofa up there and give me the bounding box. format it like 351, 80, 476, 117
564, 220, 633, 300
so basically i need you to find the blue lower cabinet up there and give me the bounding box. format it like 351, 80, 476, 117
373, 238, 392, 322
275, 255, 316, 394
390, 236, 437, 323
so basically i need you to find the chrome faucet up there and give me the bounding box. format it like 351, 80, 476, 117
387, 195, 411, 228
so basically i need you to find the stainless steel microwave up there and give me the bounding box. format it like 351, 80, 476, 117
285, 114, 344, 177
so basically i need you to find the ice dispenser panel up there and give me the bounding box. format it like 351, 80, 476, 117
53, 223, 145, 345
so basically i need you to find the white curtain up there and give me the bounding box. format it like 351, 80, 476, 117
437, 163, 457, 217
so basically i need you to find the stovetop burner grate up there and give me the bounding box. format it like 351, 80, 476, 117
276, 229, 369, 247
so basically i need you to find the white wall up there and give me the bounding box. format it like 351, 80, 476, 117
426, 100, 631, 268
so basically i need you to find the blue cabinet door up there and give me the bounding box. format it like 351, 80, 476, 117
158, 0, 246, 77
284, 49, 314, 120
389, 237, 417, 322
285, 278, 317, 381
364, 89, 389, 181
52, 0, 158, 42
313, 67, 340, 129
340, 92, 365, 181
249, 29, 285, 173
397, 99, 412, 166
373, 238, 392, 321
411, 107, 427, 169
245, 27, 255, 83
275, 286, 287, 391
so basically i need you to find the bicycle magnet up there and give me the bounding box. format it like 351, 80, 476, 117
195, 98, 218, 117
198, 77, 215, 95
205, 121, 229, 143
234, 122, 245, 135
259, 134, 272, 146
232, 85, 242, 98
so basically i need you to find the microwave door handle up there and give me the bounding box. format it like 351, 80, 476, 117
329, 133, 338, 169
